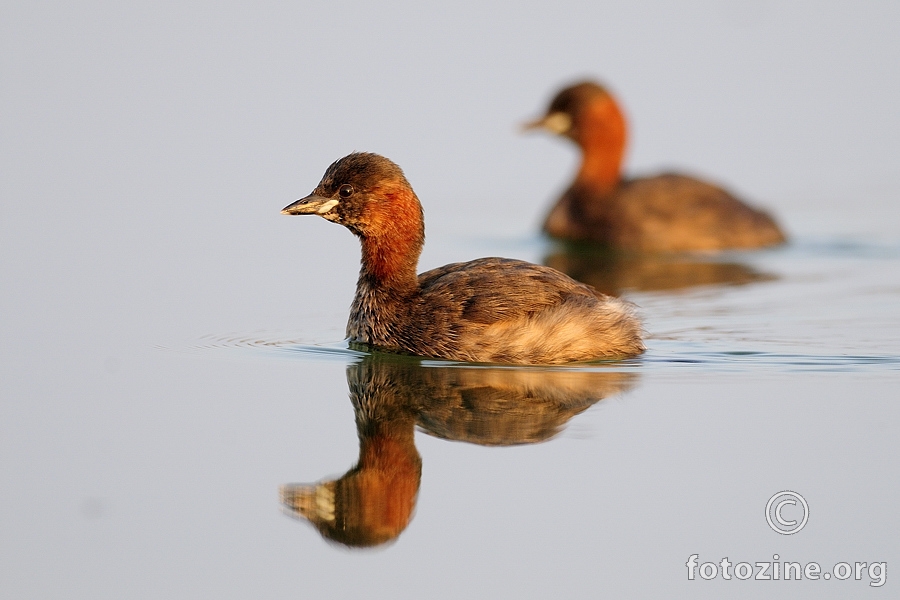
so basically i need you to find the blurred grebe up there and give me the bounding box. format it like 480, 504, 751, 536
524, 81, 786, 251
281, 152, 644, 364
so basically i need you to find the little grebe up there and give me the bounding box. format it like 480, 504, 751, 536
524, 81, 787, 251
281, 152, 644, 364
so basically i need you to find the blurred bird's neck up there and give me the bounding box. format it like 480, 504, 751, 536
575, 99, 628, 194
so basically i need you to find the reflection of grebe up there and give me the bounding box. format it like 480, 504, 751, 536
281, 153, 643, 364
524, 81, 786, 251
544, 244, 776, 296
414, 362, 635, 446
281, 357, 422, 548
281, 353, 637, 546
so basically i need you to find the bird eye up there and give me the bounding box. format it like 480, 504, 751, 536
339, 184, 354, 198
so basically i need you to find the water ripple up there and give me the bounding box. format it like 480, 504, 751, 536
179, 332, 367, 361
638, 348, 900, 372
176, 332, 900, 373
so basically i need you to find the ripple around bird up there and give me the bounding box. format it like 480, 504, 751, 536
178, 332, 900, 374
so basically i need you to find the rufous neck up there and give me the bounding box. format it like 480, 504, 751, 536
355, 423, 422, 533
574, 98, 628, 194
358, 187, 425, 290
358, 425, 419, 472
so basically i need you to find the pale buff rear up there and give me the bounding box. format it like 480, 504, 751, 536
454, 295, 643, 364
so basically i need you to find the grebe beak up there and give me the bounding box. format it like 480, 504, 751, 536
281, 194, 339, 216
520, 112, 572, 135
521, 117, 545, 132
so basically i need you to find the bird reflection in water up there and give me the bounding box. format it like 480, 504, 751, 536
544, 242, 777, 296
280, 352, 637, 547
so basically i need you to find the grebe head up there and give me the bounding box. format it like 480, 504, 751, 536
281, 152, 422, 239
523, 81, 625, 145
282, 152, 426, 284
524, 81, 628, 192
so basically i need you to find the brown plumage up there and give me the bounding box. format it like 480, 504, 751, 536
525, 81, 787, 251
281, 152, 644, 364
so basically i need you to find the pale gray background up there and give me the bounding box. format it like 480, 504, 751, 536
2, 1, 899, 598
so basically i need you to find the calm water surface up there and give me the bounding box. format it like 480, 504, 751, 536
236, 232, 900, 598
8, 224, 896, 598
